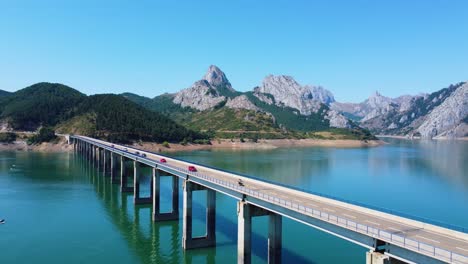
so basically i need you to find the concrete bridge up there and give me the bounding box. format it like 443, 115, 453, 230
70, 135, 468, 264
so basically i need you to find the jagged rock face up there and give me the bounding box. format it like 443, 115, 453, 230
394, 94, 427, 112
203, 65, 235, 93
173, 80, 226, 111
225, 95, 260, 111
325, 110, 351, 128
173, 65, 234, 111
254, 75, 332, 115
357, 82, 466, 138
331, 92, 424, 122
418, 83, 468, 138
305, 85, 335, 105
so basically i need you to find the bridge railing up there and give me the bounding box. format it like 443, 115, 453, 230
160, 162, 468, 264
74, 136, 468, 264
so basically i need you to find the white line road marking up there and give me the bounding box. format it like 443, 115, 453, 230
415, 235, 440, 244
342, 214, 356, 219
323, 208, 335, 212
365, 220, 381, 226
456, 247, 468, 252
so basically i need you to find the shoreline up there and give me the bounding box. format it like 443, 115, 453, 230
376, 135, 468, 141
0, 138, 384, 153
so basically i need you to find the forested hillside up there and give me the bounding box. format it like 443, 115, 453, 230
0, 89, 10, 97
0, 83, 86, 130
1, 83, 206, 143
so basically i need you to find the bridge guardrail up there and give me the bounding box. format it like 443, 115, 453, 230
73, 136, 468, 264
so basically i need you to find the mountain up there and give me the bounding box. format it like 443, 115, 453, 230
253, 75, 334, 115
173, 65, 238, 111
0, 82, 86, 130
331, 92, 427, 122
69, 94, 204, 143
0, 89, 10, 97
332, 82, 467, 139
124, 66, 374, 140
0, 82, 206, 143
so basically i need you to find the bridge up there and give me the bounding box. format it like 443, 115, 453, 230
70, 135, 468, 264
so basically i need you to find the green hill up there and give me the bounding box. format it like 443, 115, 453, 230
0, 82, 86, 130
0, 89, 10, 97
1, 83, 206, 143
74, 94, 205, 143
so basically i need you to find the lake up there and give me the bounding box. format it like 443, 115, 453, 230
0, 139, 467, 263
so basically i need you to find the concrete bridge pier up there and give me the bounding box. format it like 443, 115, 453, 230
153, 169, 179, 221
120, 156, 133, 193
110, 153, 120, 184
237, 201, 282, 264
133, 161, 152, 204
366, 250, 390, 264
103, 150, 108, 175
96, 147, 102, 170
93, 146, 97, 168
84, 142, 88, 160
182, 180, 216, 250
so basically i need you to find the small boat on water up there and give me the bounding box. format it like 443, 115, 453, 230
0, 219, 5, 224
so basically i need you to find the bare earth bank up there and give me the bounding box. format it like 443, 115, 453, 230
0, 138, 384, 153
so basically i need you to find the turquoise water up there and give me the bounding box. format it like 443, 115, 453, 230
0, 139, 467, 263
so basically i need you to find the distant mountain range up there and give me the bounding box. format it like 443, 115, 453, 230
331, 83, 467, 138
1, 66, 465, 142
123, 65, 467, 139
122, 65, 373, 140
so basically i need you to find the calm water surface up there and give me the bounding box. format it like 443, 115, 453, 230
0, 139, 467, 263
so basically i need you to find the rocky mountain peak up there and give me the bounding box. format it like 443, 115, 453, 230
203, 65, 235, 92
255, 75, 333, 115
366, 91, 392, 108
305, 85, 335, 105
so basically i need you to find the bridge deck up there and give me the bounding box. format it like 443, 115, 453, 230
74, 136, 468, 263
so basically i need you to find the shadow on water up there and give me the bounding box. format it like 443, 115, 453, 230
77, 154, 315, 264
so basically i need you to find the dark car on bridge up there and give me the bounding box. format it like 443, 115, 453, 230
188, 166, 197, 172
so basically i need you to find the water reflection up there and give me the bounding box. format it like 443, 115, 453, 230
77, 154, 317, 264
79, 157, 183, 264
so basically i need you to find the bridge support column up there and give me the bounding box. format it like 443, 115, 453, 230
133, 161, 152, 204
268, 213, 282, 264
120, 156, 133, 193
182, 180, 216, 249
103, 150, 108, 175
84, 142, 88, 160
110, 153, 120, 184
237, 201, 282, 264
91, 146, 96, 167
153, 169, 179, 221
366, 250, 390, 264
96, 147, 101, 170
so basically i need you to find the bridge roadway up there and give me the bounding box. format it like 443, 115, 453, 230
72, 135, 468, 264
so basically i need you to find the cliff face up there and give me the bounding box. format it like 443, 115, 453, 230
343, 82, 467, 138
173, 65, 234, 111
253, 75, 333, 115
417, 82, 468, 138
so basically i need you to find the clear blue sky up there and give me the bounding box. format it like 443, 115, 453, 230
1, 0, 467, 102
